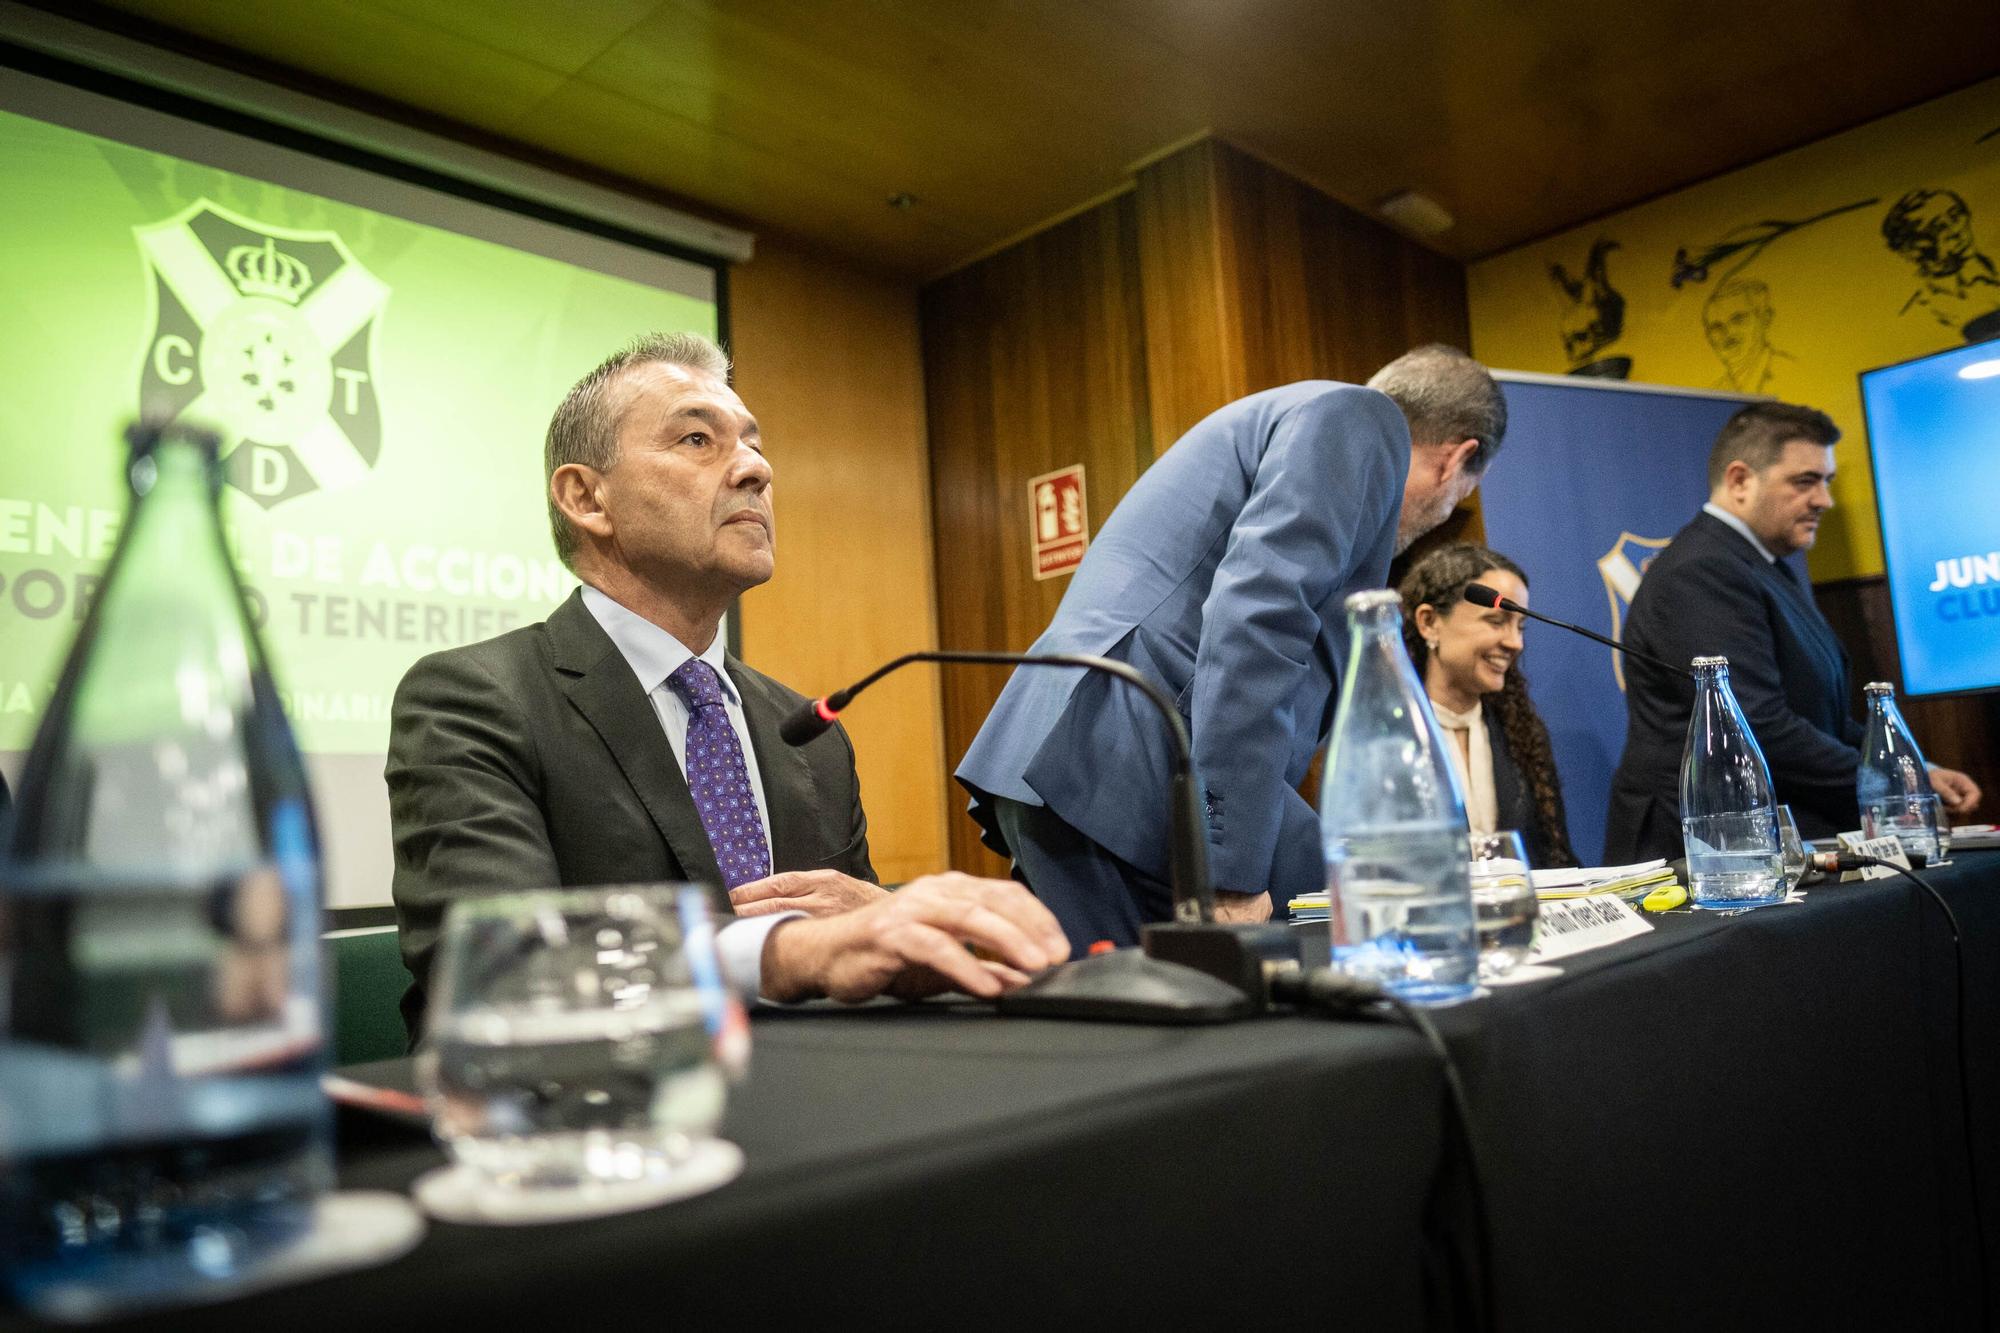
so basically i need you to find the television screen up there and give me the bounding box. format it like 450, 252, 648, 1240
1859, 340, 2000, 697
0, 60, 723, 904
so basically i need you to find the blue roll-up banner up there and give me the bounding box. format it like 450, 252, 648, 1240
1477, 374, 1762, 863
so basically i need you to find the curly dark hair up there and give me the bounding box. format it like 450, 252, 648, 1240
1397, 543, 1577, 868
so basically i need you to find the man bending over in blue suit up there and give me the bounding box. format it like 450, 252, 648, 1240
957, 345, 1507, 947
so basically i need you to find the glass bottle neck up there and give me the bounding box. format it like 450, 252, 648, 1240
120, 441, 227, 570
1347, 603, 1402, 638
133, 438, 219, 499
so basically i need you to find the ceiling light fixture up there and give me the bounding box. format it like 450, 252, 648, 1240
1378, 190, 1454, 237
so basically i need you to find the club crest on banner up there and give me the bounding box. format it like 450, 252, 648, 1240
134, 200, 388, 509
1596, 532, 1671, 691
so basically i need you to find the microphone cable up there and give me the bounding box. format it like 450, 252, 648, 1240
1817, 850, 1987, 1320
1268, 966, 1495, 1333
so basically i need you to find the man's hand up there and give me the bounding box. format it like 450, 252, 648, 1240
759, 873, 1070, 1004
1930, 766, 1983, 818
1211, 889, 1273, 924
730, 869, 888, 918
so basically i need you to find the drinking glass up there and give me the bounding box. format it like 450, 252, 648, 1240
414, 885, 745, 1222
1861, 790, 1943, 867
1775, 805, 1809, 892
1468, 831, 1538, 979
1926, 795, 1953, 862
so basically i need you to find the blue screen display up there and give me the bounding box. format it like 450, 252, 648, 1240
1860, 342, 2000, 696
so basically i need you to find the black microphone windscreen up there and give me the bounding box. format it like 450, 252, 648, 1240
1463, 583, 1502, 609
779, 702, 835, 747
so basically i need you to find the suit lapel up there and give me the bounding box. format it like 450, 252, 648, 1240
1700, 515, 1848, 690
1756, 558, 1848, 692
547, 592, 724, 888
728, 656, 821, 871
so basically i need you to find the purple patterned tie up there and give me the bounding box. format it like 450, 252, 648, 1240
666, 659, 771, 889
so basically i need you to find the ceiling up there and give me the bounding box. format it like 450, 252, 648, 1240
56, 0, 2000, 277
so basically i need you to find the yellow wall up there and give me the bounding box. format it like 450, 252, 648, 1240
1469, 77, 2000, 581
729, 236, 949, 885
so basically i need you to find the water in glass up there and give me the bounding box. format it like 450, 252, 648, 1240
1468, 831, 1537, 978
416, 886, 733, 1199
1685, 812, 1787, 907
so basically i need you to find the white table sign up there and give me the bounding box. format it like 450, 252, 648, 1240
1529, 894, 1653, 963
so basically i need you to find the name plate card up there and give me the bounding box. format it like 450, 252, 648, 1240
1528, 894, 1653, 963
1835, 832, 1914, 880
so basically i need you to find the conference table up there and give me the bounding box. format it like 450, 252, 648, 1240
54, 851, 2000, 1331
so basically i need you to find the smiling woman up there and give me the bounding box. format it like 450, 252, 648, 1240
1400, 543, 1577, 867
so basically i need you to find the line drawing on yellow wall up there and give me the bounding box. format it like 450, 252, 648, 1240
1881, 187, 2000, 343
1548, 238, 1632, 379
1701, 279, 1793, 393
1669, 198, 1877, 290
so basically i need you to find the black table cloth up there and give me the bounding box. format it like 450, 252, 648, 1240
118, 1012, 1449, 1330
25, 850, 1999, 1332
1428, 856, 1992, 1331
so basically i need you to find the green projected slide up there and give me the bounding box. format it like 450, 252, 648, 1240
0, 98, 716, 756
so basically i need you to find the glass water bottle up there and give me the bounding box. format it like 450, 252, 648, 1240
1857, 681, 1940, 865
0, 422, 333, 1316
1319, 589, 1478, 1005
1679, 655, 1785, 909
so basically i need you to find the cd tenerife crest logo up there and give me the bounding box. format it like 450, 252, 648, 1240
1596, 531, 1671, 692
135, 200, 388, 509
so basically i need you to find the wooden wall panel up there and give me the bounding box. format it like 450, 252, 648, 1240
1133, 144, 1245, 449
1136, 140, 1484, 553
923, 138, 1475, 874
1136, 140, 1472, 441
923, 196, 1153, 876
729, 237, 950, 885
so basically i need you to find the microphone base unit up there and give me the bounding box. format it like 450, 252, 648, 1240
995, 948, 1256, 1024
994, 920, 1304, 1025
1141, 920, 1302, 1008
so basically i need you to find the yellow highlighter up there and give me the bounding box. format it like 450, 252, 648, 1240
1642, 883, 1687, 913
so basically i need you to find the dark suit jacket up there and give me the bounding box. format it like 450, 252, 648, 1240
1605, 512, 1861, 862
385, 589, 874, 1036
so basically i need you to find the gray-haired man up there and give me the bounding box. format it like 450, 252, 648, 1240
958, 345, 1508, 948
386, 332, 1066, 1038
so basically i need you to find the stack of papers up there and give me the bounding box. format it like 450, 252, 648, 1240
1531, 859, 1676, 901
1948, 824, 2000, 850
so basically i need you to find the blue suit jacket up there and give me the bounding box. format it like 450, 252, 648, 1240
957, 382, 1410, 904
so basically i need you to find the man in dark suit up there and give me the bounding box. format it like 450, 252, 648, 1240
957, 345, 1507, 947
1605, 401, 1981, 862
388, 332, 1066, 1036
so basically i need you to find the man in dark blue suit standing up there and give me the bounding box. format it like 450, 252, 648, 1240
957, 345, 1508, 947
1605, 402, 1981, 861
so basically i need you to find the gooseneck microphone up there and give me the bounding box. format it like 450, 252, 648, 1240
783, 650, 1315, 1022
781, 649, 1212, 922
1463, 582, 1694, 681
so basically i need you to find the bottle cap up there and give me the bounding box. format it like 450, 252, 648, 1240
124, 417, 222, 461
1863, 681, 1893, 694
1344, 588, 1402, 613
1690, 654, 1729, 669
